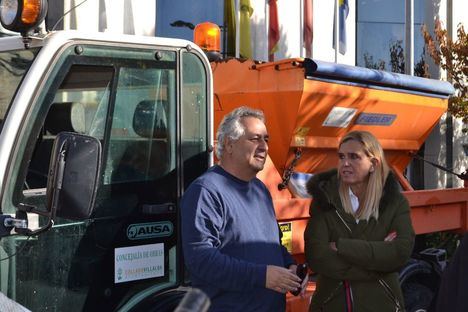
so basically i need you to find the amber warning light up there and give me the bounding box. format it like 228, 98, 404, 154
21, 0, 43, 25
0, 0, 47, 36
194, 22, 221, 58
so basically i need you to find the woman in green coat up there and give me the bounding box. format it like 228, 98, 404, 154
304, 130, 415, 311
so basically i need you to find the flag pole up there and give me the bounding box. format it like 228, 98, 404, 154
265, 2, 268, 61
235, 0, 240, 58
300, 0, 304, 58
334, 0, 339, 63
404, 0, 414, 76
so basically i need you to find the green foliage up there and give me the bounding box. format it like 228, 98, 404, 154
422, 21, 468, 130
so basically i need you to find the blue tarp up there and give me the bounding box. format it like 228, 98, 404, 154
306, 59, 454, 98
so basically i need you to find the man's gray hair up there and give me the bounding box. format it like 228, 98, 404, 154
216, 106, 265, 159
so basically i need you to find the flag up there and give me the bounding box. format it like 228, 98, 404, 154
224, 0, 236, 57
268, 0, 279, 61
123, 0, 135, 35
339, 0, 349, 54
303, 0, 313, 58
239, 0, 253, 59
333, 0, 349, 54
98, 0, 107, 32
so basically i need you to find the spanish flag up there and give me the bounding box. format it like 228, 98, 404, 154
303, 0, 313, 58
268, 0, 279, 61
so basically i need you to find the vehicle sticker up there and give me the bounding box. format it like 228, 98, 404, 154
115, 243, 164, 283
295, 127, 310, 136
127, 221, 173, 240
294, 136, 306, 146
355, 113, 396, 126
294, 127, 309, 146
279, 222, 293, 253
322, 106, 357, 128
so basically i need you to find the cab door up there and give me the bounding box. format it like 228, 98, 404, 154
0, 38, 210, 311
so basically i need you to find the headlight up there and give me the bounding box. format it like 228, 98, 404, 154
0, 0, 47, 35
0, 0, 19, 26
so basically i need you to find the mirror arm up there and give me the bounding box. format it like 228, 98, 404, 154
18, 203, 50, 217
49, 145, 67, 220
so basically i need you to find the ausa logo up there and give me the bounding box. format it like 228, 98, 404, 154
127, 222, 173, 240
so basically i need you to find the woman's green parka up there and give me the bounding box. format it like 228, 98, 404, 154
304, 169, 415, 311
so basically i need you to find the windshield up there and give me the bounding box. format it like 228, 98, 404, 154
0, 48, 39, 126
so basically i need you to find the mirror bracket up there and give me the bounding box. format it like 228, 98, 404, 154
13, 210, 53, 237
18, 203, 50, 217
0, 215, 14, 237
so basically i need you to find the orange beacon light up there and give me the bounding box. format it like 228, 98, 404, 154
21, 0, 44, 25
194, 22, 220, 52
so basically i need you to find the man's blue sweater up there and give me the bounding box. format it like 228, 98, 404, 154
181, 165, 294, 311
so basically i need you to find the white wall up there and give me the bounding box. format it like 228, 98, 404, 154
452, 0, 468, 32
276, 0, 302, 59
62, 0, 155, 36
250, 0, 268, 60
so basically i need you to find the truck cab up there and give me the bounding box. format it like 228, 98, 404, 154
0, 28, 213, 310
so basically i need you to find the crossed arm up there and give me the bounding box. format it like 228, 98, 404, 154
304, 198, 414, 280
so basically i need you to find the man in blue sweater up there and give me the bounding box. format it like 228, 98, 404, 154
181, 106, 303, 311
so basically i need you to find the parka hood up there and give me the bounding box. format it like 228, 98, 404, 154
306, 168, 402, 214
306, 169, 340, 214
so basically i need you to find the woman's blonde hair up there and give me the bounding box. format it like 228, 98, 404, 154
338, 131, 390, 220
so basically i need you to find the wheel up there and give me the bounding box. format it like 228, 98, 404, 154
399, 258, 441, 312
401, 281, 434, 312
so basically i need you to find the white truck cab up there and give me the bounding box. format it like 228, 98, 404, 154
0, 2, 213, 310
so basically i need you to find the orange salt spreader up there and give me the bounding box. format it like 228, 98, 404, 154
211, 57, 467, 310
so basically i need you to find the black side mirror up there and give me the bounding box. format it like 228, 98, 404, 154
46, 132, 102, 220
11, 132, 101, 237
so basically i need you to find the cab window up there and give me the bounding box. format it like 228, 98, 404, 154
104, 66, 176, 184
25, 65, 112, 190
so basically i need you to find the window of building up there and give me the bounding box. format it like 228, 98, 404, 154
356, 0, 426, 75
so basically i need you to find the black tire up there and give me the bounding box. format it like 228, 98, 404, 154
402, 281, 434, 312
400, 258, 441, 312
